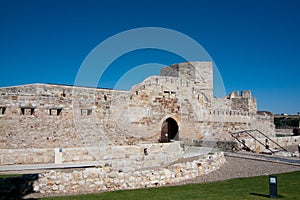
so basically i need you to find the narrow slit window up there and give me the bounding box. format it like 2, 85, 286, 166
61, 91, 66, 97
164, 91, 170, 98
21, 108, 24, 115
0, 107, 6, 115
57, 108, 62, 116
171, 91, 176, 98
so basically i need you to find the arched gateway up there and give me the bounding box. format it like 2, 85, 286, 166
160, 118, 179, 142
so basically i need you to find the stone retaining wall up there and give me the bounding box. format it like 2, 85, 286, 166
32, 152, 225, 195
0, 142, 184, 172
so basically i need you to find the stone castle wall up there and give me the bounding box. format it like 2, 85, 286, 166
0, 62, 275, 165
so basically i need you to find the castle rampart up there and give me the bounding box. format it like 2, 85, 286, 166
0, 62, 275, 165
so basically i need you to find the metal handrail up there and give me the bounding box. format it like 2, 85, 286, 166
254, 129, 287, 152
245, 130, 274, 154
231, 129, 288, 153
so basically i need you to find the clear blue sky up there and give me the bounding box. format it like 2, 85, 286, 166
0, 0, 299, 114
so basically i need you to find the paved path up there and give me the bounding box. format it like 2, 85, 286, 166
0, 161, 104, 173
183, 146, 300, 166
182, 146, 219, 158
224, 152, 300, 166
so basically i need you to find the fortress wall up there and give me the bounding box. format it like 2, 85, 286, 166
206, 111, 273, 134
0, 62, 276, 155
0, 84, 134, 149
0, 80, 275, 150
0, 84, 80, 149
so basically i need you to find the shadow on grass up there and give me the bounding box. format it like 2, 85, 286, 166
250, 193, 284, 199
0, 174, 39, 200
249, 193, 269, 198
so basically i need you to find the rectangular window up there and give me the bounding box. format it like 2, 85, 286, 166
21, 107, 35, 115
81, 109, 92, 116
49, 108, 62, 116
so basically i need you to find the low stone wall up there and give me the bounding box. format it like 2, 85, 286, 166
0, 142, 184, 172
184, 139, 238, 151
242, 136, 300, 152
275, 128, 293, 136
32, 152, 225, 195
0, 148, 54, 165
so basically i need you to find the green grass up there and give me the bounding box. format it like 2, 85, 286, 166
43, 171, 300, 200
0, 174, 22, 178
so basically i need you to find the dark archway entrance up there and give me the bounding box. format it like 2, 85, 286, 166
160, 118, 179, 143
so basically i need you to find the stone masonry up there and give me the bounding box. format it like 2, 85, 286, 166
31, 152, 225, 195
0, 152, 225, 198
0, 61, 275, 165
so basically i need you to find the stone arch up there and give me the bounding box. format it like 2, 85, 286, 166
160, 117, 179, 143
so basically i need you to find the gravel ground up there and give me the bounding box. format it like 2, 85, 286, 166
184, 156, 300, 184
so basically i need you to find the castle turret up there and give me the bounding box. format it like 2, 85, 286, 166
160, 61, 213, 99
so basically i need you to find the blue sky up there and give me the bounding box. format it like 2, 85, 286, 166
0, 0, 299, 114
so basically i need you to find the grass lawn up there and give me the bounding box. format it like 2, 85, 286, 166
42, 171, 300, 200
0, 174, 22, 178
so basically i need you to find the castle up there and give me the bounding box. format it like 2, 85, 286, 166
0, 61, 275, 165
